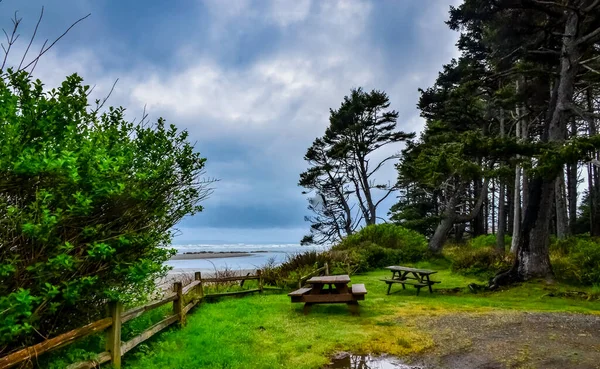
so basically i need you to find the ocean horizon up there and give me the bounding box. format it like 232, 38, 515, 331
164, 243, 329, 273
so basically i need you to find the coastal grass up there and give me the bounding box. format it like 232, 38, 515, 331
118, 266, 600, 369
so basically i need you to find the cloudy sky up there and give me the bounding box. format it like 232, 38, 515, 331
1, 0, 460, 244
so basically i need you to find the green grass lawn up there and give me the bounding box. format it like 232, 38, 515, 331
118, 264, 600, 369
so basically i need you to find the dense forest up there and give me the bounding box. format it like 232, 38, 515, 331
301, 0, 600, 287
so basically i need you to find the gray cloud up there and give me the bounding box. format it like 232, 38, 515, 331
3, 0, 460, 243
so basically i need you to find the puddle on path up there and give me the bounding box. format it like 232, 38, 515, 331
324, 353, 424, 369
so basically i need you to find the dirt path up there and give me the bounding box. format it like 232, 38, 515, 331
409, 312, 600, 369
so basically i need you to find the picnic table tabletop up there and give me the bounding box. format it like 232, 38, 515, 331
385, 266, 438, 275
306, 274, 351, 284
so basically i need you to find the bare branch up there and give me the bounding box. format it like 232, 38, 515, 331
367, 154, 400, 178
584, 0, 600, 13
29, 38, 47, 74
576, 26, 600, 46
21, 13, 91, 72
374, 187, 397, 209
92, 78, 119, 114
1, 11, 22, 71
581, 63, 600, 75
18, 6, 43, 71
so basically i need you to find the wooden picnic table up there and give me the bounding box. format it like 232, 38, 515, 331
380, 266, 440, 295
288, 274, 367, 315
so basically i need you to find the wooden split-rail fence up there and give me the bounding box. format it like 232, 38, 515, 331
0, 270, 265, 369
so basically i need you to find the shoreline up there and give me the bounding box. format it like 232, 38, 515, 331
169, 252, 255, 260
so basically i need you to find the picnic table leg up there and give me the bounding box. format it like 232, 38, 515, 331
303, 303, 312, 315
387, 282, 392, 295
426, 275, 433, 293
347, 301, 359, 316
416, 286, 421, 296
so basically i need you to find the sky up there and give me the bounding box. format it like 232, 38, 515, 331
0, 0, 460, 244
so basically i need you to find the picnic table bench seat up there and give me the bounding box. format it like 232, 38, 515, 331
351, 283, 367, 296
288, 287, 312, 296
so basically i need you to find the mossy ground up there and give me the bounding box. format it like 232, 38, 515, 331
117, 263, 599, 369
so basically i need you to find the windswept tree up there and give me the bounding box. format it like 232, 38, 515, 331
394, 0, 600, 285
300, 88, 414, 244
299, 138, 359, 245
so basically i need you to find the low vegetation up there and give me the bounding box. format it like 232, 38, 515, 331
110, 268, 599, 369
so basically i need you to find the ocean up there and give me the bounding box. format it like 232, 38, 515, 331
165, 243, 328, 273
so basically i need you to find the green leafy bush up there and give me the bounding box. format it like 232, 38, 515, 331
333, 223, 428, 261
551, 237, 600, 286
446, 246, 513, 279
469, 234, 511, 249
0, 70, 212, 350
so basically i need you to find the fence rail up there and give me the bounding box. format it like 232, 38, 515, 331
298, 262, 329, 288
0, 270, 265, 369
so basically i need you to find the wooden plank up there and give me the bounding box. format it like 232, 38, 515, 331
306, 274, 351, 284
182, 280, 201, 295
173, 282, 185, 327
288, 287, 312, 296
121, 293, 178, 323
66, 351, 112, 369
380, 278, 440, 285
196, 272, 204, 298
205, 289, 261, 298
382, 279, 428, 287
105, 302, 122, 369
351, 284, 367, 295
300, 293, 355, 303
202, 275, 259, 283
182, 298, 201, 315
121, 315, 179, 355
70, 313, 180, 368
385, 266, 437, 275
258, 269, 263, 293
0, 317, 113, 369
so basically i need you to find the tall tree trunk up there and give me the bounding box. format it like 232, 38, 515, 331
493, 11, 580, 286
497, 111, 506, 253
429, 193, 460, 253
555, 170, 568, 240
473, 179, 486, 236
587, 87, 600, 236
491, 179, 496, 235
511, 164, 521, 253
507, 177, 514, 236
567, 119, 578, 234
429, 179, 489, 252
511, 81, 523, 253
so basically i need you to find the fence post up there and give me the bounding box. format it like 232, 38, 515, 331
196, 272, 204, 298
325, 262, 329, 276
257, 269, 263, 294
173, 282, 185, 327
105, 301, 122, 369
194, 272, 203, 300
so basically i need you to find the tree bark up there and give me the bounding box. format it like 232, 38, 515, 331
567, 119, 578, 234
491, 179, 496, 235
511, 80, 523, 253
555, 170, 568, 240
587, 87, 600, 236
497, 110, 506, 253
429, 179, 489, 252
473, 179, 486, 236
494, 10, 581, 286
